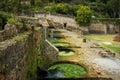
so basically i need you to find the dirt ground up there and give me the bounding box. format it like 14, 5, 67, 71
56, 29, 120, 80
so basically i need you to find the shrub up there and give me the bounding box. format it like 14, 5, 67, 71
0, 11, 11, 29
7, 18, 17, 24
76, 6, 92, 26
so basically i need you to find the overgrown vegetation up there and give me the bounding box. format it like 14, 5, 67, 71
0, 0, 119, 27
0, 11, 20, 30
0, 0, 119, 18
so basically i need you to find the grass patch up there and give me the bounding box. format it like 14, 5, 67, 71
85, 34, 120, 53
48, 63, 86, 78
100, 44, 120, 53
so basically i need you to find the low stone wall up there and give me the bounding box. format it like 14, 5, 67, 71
89, 23, 107, 34
89, 22, 119, 34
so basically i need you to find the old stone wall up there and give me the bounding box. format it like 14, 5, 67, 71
89, 23, 107, 34
89, 22, 118, 34
43, 40, 58, 61
0, 17, 59, 80
0, 26, 42, 80
34, 13, 78, 29
0, 24, 18, 41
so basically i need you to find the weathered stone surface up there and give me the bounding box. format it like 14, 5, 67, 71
43, 40, 59, 61
0, 24, 18, 42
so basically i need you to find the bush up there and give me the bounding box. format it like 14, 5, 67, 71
76, 6, 92, 26
7, 18, 18, 24
0, 11, 11, 29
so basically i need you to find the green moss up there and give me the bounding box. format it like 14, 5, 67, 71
27, 47, 37, 80
59, 51, 74, 56
53, 42, 69, 47
37, 56, 53, 69
48, 63, 87, 78
13, 32, 31, 42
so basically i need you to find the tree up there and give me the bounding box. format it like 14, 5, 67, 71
106, 0, 120, 18
76, 6, 92, 26
30, 0, 35, 6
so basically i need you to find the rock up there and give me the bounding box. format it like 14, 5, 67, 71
98, 50, 115, 57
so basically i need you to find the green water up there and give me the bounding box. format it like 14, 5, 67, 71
59, 51, 74, 56
48, 63, 87, 78
53, 43, 69, 47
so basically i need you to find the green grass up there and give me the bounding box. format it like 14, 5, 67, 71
85, 34, 115, 41
48, 63, 87, 78
100, 44, 120, 53
85, 34, 120, 53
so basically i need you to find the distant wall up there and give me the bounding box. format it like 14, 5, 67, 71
35, 13, 120, 34
89, 23, 107, 34
34, 12, 78, 28
89, 22, 119, 34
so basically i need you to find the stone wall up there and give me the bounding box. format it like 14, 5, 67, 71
89, 22, 118, 34
89, 23, 107, 34
0, 26, 41, 80
43, 40, 59, 61
0, 24, 18, 41
54, 22, 88, 34
0, 17, 60, 80
34, 13, 78, 29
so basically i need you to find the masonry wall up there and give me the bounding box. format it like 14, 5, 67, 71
0, 17, 59, 80
43, 40, 58, 61
89, 22, 118, 34
0, 26, 42, 80
0, 24, 18, 41
89, 23, 107, 34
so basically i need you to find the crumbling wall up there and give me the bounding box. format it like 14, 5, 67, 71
0, 26, 41, 80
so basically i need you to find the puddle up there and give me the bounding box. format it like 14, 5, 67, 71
102, 42, 112, 45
